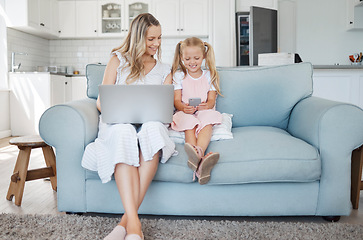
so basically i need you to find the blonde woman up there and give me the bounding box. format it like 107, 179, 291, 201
81, 13, 175, 240
171, 37, 222, 185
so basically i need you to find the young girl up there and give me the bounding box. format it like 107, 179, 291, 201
171, 37, 222, 185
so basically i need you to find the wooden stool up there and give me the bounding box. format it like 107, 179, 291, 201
6, 135, 57, 206
351, 146, 363, 209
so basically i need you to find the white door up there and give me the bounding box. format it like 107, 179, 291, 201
180, 0, 208, 36
28, 0, 39, 29
76, 1, 98, 37
39, 0, 52, 31
58, 1, 76, 37
153, 0, 179, 36
125, 0, 151, 31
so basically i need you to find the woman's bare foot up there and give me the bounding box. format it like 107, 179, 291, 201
125, 216, 142, 238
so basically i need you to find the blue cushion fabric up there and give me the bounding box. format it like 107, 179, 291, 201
86, 126, 320, 185
86, 64, 106, 99
216, 63, 313, 129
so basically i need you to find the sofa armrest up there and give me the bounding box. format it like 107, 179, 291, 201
39, 98, 99, 212
288, 96, 363, 215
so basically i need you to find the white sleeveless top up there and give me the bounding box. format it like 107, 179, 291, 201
113, 51, 171, 85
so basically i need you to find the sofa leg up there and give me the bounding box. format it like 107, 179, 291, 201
322, 216, 341, 222
66, 212, 84, 216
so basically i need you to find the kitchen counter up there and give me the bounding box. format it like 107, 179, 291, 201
313, 65, 363, 69
9, 72, 85, 77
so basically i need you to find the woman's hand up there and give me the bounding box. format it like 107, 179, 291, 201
183, 104, 197, 114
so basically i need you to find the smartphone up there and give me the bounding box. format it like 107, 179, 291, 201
189, 98, 201, 107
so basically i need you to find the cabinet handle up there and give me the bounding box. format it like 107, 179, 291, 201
180, 29, 184, 31
177, 29, 179, 31
58, 30, 61, 33
40, 23, 45, 26
94, 30, 97, 32
350, 21, 353, 24
65, 82, 68, 85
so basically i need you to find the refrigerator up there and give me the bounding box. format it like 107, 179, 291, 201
236, 7, 278, 66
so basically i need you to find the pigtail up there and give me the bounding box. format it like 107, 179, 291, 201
171, 41, 187, 79
204, 42, 222, 96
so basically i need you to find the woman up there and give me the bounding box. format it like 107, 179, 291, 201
81, 13, 175, 240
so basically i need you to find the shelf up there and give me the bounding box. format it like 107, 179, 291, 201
102, 17, 121, 20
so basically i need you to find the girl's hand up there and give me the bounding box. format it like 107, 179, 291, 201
197, 102, 209, 111
184, 104, 197, 114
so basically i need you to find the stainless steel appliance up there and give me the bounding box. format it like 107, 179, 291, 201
236, 7, 278, 66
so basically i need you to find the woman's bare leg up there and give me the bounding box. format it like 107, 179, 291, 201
118, 151, 160, 234
114, 163, 142, 236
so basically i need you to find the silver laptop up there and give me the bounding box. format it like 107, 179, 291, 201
99, 84, 174, 124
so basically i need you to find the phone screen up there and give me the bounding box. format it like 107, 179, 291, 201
189, 98, 201, 107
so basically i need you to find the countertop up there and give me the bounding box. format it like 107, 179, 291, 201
313, 65, 363, 69
9, 72, 85, 77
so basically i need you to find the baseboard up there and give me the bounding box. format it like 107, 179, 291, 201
0, 130, 12, 139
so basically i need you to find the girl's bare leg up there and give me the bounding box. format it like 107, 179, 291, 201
185, 127, 197, 146
196, 124, 213, 154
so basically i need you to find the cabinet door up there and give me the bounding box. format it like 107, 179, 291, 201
125, 0, 151, 32
28, 0, 40, 29
70, 77, 88, 101
99, 1, 124, 36
51, 0, 59, 36
180, 0, 208, 36
59, 1, 76, 37
153, 0, 179, 36
39, 0, 52, 31
76, 0, 98, 37
51, 75, 66, 106
236, 0, 277, 12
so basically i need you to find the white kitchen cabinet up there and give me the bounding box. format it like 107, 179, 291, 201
313, 69, 363, 109
153, 0, 209, 36
98, 0, 151, 37
58, 1, 76, 37
5, 0, 59, 38
51, 0, 59, 36
77, 1, 98, 37
9, 73, 88, 136
346, 0, 363, 30
59, 0, 98, 38
236, 0, 278, 12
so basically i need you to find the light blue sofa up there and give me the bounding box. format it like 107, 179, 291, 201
39, 62, 363, 219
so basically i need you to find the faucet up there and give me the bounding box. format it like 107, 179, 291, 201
11, 52, 28, 72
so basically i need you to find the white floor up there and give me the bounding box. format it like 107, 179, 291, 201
1, 137, 362, 225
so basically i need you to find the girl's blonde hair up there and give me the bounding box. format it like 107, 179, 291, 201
111, 13, 161, 84
171, 37, 221, 95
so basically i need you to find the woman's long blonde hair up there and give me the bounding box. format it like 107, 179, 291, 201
171, 37, 221, 95
111, 13, 161, 84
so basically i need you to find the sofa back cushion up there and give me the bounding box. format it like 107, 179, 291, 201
86, 64, 106, 99
216, 63, 313, 129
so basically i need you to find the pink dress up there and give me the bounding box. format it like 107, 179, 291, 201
171, 70, 222, 135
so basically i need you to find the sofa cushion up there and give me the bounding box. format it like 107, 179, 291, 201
86, 126, 320, 185
216, 63, 313, 129
85, 143, 195, 183
206, 126, 321, 185
86, 64, 106, 99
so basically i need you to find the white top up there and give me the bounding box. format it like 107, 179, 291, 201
173, 70, 216, 91
113, 51, 171, 85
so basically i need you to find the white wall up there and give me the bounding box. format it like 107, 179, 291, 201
0, 0, 11, 138
0, 0, 7, 88
7, 28, 49, 72
293, 0, 363, 65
